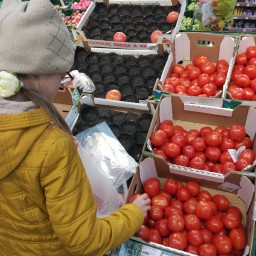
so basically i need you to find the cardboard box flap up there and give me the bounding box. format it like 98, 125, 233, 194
159, 95, 256, 129
238, 36, 256, 54
175, 33, 236, 64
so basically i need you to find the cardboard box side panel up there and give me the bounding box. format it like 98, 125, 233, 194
238, 36, 256, 54
170, 96, 249, 127
52, 88, 73, 105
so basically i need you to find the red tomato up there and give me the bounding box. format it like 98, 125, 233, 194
202, 83, 217, 96
172, 64, 185, 75
222, 213, 241, 230
158, 190, 172, 203
182, 145, 196, 159
231, 69, 243, 81
227, 206, 242, 220
183, 198, 198, 214
184, 133, 197, 145
250, 78, 256, 92
198, 244, 217, 256
201, 62, 216, 75
228, 125, 246, 142
198, 190, 212, 201
150, 30, 163, 43
248, 56, 256, 66
167, 214, 185, 232
233, 64, 245, 72
217, 65, 229, 75
180, 71, 189, 79
184, 214, 201, 230
205, 131, 223, 146
222, 162, 237, 174
166, 76, 181, 87
200, 126, 213, 137
246, 45, 256, 59
217, 59, 229, 68
106, 89, 122, 100
170, 199, 183, 210
151, 194, 169, 210
185, 181, 201, 197
230, 87, 246, 100
205, 160, 214, 171
168, 232, 187, 250
150, 130, 167, 147
185, 63, 194, 71
190, 156, 205, 170
188, 229, 203, 247
163, 83, 175, 93
148, 228, 162, 244
185, 244, 198, 255
187, 85, 202, 96
158, 122, 175, 137
220, 137, 235, 151
244, 64, 256, 79
164, 205, 183, 218
129, 193, 141, 203
147, 219, 156, 228
201, 228, 213, 243
164, 142, 181, 158
193, 55, 210, 68
162, 237, 169, 246
135, 225, 150, 241
235, 74, 250, 88
188, 67, 202, 80
214, 73, 226, 87
143, 177, 160, 198
212, 235, 232, 255
180, 77, 191, 88
205, 216, 223, 233
213, 194, 229, 211
171, 135, 186, 148
198, 73, 210, 87
235, 53, 247, 65
155, 218, 170, 237
244, 87, 255, 100
205, 146, 221, 162
212, 163, 223, 173
239, 149, 255, 164
219, 151, 233, 163
113, 32, 127, 42
163, 178, 178, 196
175, 85, 186, 94
229, 228, 247, 250
192, 137, 207, 152
176, 187, 191, 202
153, 148, 168, 160
149, 205, 163, 221
164, 76, 178, 84
242, 137, 253, 149
196, 201, 213, 220
174, 154, 190, 167
166, 11, 179, 23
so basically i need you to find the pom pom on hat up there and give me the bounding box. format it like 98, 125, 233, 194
0, 0, 75, 75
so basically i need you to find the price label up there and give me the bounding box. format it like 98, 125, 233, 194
141, 245, 162, 256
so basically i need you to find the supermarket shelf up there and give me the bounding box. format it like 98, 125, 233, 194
233, 16, 256, 20
235, 2, 256, 7
232, 27, 256, 32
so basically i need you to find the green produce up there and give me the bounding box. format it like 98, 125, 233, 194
192, 19, 200, 31
180, 16, 192, 31
187, 2, 199, 11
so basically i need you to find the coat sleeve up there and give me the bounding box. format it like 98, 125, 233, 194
40, 136, 143, 256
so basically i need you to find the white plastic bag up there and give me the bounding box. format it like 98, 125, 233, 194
76, 122, 138, 190
70, 70, 96, 93
195, 1, 217, 26
77, 143, 124, 218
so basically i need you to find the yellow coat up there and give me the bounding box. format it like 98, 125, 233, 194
0, 107, 143, 255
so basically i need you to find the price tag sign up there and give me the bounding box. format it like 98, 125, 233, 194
141, 245, 162, 256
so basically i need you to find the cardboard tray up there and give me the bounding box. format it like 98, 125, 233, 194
119, 156, 256, 256
223, 35, 256, 107
142, 94, 256, 181
74, 0, 186, 50
153, 32, 238, 103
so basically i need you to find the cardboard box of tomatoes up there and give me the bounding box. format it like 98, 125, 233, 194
223, 35, 256, 107
111, 156, 255, 256
153, 32, 238, 103
143, 94, 256, 181
77, 0, 186, 50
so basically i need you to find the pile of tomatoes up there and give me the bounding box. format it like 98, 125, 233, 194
228, 46, 256, 101
162, 55, 229, 97
133, 178, 247, 256
150, 120, 255, 174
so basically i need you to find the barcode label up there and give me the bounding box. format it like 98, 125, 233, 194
141, 245, 161, 256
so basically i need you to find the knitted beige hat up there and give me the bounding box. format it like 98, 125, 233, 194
0, 0, 75, 75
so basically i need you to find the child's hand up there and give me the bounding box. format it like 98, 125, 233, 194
132, 193, 151, 218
